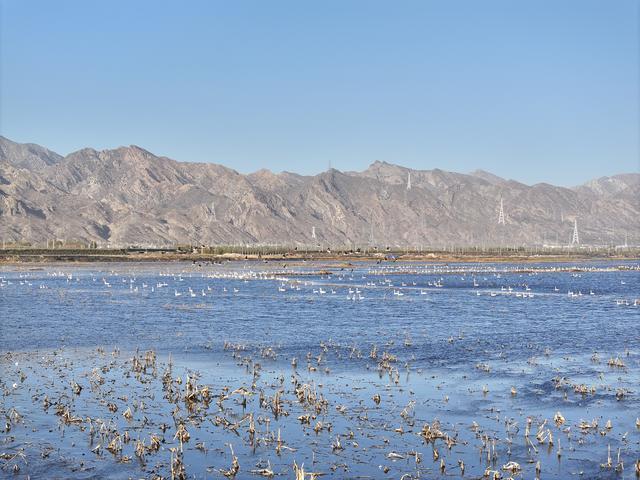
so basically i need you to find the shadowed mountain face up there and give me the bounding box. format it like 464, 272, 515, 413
1, 136, 638, 247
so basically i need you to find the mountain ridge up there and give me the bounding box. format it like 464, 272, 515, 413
1, 136, 638, 247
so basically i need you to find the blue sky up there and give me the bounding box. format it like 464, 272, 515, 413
1, 0, 638, 185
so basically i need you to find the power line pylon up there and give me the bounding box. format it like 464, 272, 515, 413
498, 198, 505, 225
571, 218, 579, 245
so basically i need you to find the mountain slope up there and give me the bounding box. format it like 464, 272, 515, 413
0, 136, 62, 170
0, 137, 638, 247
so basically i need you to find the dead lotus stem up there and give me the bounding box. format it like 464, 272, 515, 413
292, 460, 323, 480
220, 444, 240, 478
134, 439, 146, 460
170, 448, 186, 480
400, 400, 415, 420
615, 447, 624, 473
248, 413, 256, 446
332, 435, 343, 452
122, 407, 133, 421
251, 460, 274, 477
601, 444, 612, 469
71, 381, 82, 395
174, 423, 190, 451
607, 357, 625, 368
419, 421, 446, 444
276, 428, 282, 455
294, 461, 305, 480
60, 407, 83, 425
106, 434, 122, 455
148, 433, 162, 452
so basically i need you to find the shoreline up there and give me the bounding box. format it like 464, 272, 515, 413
0, 248, 638, 266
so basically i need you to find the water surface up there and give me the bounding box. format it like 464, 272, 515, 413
1, 260, 638, 479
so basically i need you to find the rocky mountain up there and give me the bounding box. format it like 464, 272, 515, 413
1, 136, 638, 248
0, 137, 62, 170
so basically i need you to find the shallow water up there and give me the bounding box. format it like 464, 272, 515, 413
1, 260, 639, 479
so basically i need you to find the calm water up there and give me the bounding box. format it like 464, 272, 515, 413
1, 260, 639, 479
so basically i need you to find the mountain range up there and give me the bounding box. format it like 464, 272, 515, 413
1, 136, 638, 248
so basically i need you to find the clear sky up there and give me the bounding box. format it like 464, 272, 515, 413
1, 0, 638, 185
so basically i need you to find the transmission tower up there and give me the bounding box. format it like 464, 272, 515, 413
311, 226, 316, 240
571, 218, 579, 245
497, 198, 505, 225
407, 172, 412, 190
